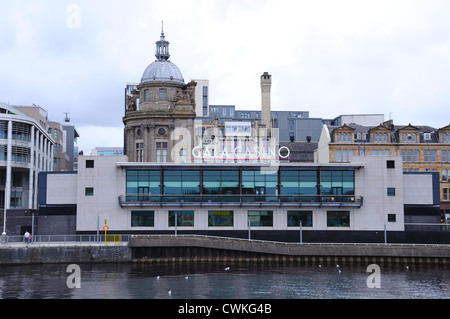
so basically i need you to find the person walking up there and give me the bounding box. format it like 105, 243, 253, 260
24, 231, 30, 245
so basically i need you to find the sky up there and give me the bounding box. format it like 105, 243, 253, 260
1, 0, 450, 153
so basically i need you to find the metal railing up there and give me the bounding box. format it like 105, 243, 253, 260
119, 194, 363, 207
1, 234, 132, 245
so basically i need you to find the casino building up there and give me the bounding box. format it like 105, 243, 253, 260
36, 27, 441, 241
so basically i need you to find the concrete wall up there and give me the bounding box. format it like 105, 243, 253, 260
352, 155, 405, 231
403, 174, 434, 205
47, 173, 77, 204
76, 155, 128, 232
0, 244, 131, 264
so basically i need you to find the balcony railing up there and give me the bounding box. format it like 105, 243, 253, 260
118, 194, 363, 207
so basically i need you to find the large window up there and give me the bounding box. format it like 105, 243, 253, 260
327, 211, 350, 227
280, 170, 317, 202
126, 170, 161, 201
131, 211, 154, 227
287, 211, 313, 227
208, 211, 233, 227
169, 211, 194, 227
248, 210, 273, 227
163, 170, 200, 201
320, 171, 354, 198
242, 170, 278, 202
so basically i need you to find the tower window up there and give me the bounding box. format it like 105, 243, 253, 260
144, 89, 150, 101
159, 88, 167, 100
156, 142, 168, 163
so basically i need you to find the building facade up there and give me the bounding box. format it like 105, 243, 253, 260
328, 120, 450, 219
123, 29, 196, 163
37, 154, 439, 239
0, 103, 54, 235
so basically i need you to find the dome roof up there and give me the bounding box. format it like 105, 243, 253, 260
140, 60, 184, 84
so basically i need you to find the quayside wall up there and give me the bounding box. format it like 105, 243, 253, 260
1, 235, 450, 266
129, 235, 450, 267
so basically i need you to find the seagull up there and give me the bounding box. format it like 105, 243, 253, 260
224, 267, 230, 271
336, 264, 340, 268
318, 265, 322, 268
338, 270, 342, 274
168, 290, 172, 295
185, 276, 189, 279
156, 276, 160, 280
406, 266, 409, 271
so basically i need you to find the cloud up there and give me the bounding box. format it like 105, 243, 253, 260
1, 0, 450, 154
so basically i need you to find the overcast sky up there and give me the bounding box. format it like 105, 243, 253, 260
1, 0, 450, 153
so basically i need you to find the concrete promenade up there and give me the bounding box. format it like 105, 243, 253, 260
0, 235, 449, 265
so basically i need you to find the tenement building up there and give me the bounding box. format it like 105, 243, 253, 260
328, 120, 450, 220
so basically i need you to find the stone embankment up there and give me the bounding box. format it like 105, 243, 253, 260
1, 235, 449, 266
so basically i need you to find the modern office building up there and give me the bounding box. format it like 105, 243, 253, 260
0, 103, 54, 235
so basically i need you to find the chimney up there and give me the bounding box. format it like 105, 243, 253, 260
260, 72, 272, 136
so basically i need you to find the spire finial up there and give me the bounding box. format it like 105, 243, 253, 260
155, 22, 170, 61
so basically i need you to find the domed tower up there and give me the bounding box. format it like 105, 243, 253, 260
123, 25, 196, 162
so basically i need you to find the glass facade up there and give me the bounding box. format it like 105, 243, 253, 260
327, 211, 350, 227
242, 170, 278, 202
124, 167, 357, 204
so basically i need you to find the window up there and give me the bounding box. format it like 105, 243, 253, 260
414, 150, 419, 162
443, 188, 448, 201
144, 89, 150, 101
336, 149, 341, 162
443, 169, 448, 182
387, 188, 396, 196
424, 150, 430, 162
86, 160, 94, 168
327, 211, 350, 227
169, 211, 194, 227
180, 149, 187, 163
388, 214, 396, 222
208, 211, 233, 227
163, 170, 200, 201
156, 142, 167, 163
203, 170, 239, 196
407, 150, 412, 162
85, 187, 94, 196
431, 150, 436, 163
248, 210, 273, 227
126, 170, 161, 202
53, 128, 58, 139
136, 143, 144, 162
386, 160, 395, 169
401, 150, 406, 162
443, 150, 448, 163
131, 211, 154, 227
287, 211, 313, 227
159, 88, 167, 100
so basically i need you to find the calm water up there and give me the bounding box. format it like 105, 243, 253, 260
0, 262, 449, 299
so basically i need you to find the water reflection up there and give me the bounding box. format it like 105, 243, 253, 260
0, 262, 448, 299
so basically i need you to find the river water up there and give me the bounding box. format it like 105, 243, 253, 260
0, 262, 448, 299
